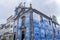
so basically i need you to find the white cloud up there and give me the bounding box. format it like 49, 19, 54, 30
0, 0, 60, 24
57, 16, 60, 24
0, 0, 21, 24
55, 0, 60, 5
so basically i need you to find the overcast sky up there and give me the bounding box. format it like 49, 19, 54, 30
0, 0, 60, 24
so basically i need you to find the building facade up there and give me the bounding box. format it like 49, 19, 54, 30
13, 3, 60, 40
0, 15, 14, 40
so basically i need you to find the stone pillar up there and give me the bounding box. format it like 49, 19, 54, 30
29, 4, 33, 40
